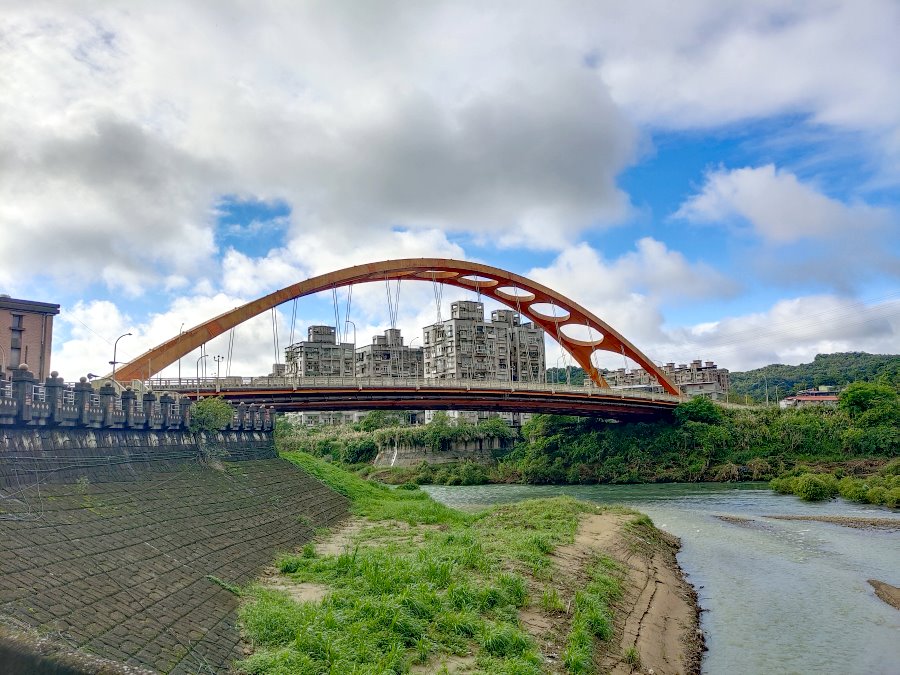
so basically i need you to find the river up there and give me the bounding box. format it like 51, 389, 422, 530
422, 482, 900, 675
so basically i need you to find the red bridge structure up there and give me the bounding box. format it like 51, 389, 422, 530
113, 259, 682, 420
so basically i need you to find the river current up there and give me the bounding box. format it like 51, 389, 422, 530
422, 482, 900, 675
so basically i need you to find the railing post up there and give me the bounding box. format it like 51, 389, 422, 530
73, 377, 93, 426
236, 402, 246, 430
11, 364, 35, 425
248, 403, 259, 430
179, 396, 193, 429
122, 387, 137, 428
98, 382, 117, 427
44, 370, 65, 425
159, 393, 175, 427
142, 391, 157, 428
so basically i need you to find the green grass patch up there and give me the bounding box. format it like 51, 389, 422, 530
562, 556, 622, 674
241, 453, 612, 673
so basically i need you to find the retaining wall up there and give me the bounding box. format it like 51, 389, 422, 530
0, 429, 349, 674
372, 436, 510, 467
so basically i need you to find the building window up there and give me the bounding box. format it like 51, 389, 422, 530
10, 314, 23, 329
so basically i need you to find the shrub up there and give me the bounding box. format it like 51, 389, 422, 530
792, 473, 838, 501
189, 396, 234, 433
838, 477, 868, 502
674, 396, 724, 425
866, 486, 888, 505
885, 488, 900, 509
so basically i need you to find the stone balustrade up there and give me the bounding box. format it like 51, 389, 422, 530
0, 364, 275, 432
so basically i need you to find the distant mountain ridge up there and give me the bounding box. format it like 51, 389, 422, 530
728, 352, 899, 402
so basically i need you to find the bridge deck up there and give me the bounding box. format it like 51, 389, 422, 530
140, 377, 681, 421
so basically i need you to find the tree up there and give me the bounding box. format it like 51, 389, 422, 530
673, 396, 724, 425
359, 410, 400, 432
839, 382, 897, 418
189, 396, 234, 433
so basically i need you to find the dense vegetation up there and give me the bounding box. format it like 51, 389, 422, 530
276, 411, 513, 466
726, 352, 899, 402
770, 459, 900, 507
239, 452, 632, 674
499, 384, 898, 485
274, 382, 899, 490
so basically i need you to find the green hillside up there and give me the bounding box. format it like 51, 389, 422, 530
728, 352, 899, 403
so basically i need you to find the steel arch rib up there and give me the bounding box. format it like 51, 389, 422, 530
112, 258, 681, 396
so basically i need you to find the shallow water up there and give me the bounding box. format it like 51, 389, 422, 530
422, 482, 900, 675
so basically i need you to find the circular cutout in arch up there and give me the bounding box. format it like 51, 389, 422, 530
414, 270, 460, 279
528, 303, 571, 323
457, 275, 499, 289
559, 323, 604, 347
494, 287, 536, 303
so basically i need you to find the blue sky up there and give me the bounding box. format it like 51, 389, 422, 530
1, 1, 897, 379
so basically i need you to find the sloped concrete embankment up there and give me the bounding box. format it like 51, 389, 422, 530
0, 429, 349, 674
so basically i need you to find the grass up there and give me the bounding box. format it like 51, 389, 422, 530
561, 556, 622, 674
238, 452, 630, 673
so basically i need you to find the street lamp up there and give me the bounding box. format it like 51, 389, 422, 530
110, 332, 133, 383
213, 355, 225, 391
196, 354, 208, 398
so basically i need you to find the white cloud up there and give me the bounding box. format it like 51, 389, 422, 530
673, 164, 899, 289
665, 294, 900, 371
593, 2, 900, 137
674, 164, 894, 243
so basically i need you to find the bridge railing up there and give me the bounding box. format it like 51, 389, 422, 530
148, 376, 684, 403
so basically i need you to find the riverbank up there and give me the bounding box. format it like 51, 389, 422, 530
236, 452, 701, 674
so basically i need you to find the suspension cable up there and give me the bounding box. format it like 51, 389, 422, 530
271, 307, 280, 367
226, 327, 235, 377
431, 272, 443, 325
332, 286, 342, 343
551, 301, 569, 386
289, 298, 298, 346
343, 284, 353, 340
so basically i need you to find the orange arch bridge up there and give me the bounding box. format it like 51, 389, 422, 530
113, 258, 680, 396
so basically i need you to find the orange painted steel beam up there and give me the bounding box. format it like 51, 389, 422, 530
113, 258, 681, 396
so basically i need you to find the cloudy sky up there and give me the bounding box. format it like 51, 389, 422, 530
2, 0, 898, 380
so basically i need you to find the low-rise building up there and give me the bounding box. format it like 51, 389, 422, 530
779, 387, 840, 409
0, 295, 60, 380
600, 359, 730, 399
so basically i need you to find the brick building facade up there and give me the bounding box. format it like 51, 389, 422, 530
0, 295, 60, 380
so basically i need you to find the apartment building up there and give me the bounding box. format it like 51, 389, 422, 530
283, 325, 354, 378
422, 301, 546, 424
0, 295, 60, 380
355, 328, 423, 378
